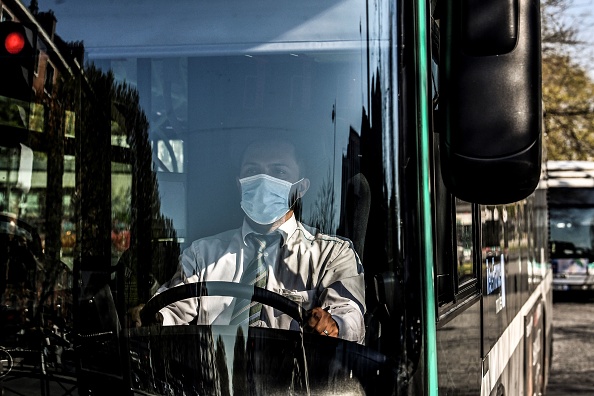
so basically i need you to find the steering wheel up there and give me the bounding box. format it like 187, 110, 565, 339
140, 281, 308, 326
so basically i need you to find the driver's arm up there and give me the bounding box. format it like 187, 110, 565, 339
311, 238, 366, 343
153, 248, 204, 325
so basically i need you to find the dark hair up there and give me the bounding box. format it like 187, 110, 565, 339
240, 136, 307, 178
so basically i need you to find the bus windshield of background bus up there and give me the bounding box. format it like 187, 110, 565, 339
550, 208, 594, 258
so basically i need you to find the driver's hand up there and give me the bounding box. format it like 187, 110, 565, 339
127, 304, 145, 328
305, 307, 339, 337
127, 304, 164, 328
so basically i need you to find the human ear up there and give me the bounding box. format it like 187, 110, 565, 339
296, 178, 310, 198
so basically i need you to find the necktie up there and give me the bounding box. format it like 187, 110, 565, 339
230, 233, 278, 326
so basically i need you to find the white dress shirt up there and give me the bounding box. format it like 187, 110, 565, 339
155, 215, 366, 343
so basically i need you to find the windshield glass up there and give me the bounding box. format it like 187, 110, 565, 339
548, 184, 594, 277
550, 208, 594, 255
0, 1, 404, 394
550, 207, 594, 275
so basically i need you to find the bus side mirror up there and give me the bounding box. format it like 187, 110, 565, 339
439, 0, 542, 204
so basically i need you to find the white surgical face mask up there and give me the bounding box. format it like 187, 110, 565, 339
239, 174, 302, 225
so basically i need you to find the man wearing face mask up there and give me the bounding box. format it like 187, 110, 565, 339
131, 138, 365, 344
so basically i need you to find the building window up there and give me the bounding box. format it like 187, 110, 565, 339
34, 49, 40, 76
1, 8, 13, 22
44, 63, 55, 95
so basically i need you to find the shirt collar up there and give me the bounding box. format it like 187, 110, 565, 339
241, 214, 298, 246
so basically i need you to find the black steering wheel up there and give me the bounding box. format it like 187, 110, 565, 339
140, 281, 308, 326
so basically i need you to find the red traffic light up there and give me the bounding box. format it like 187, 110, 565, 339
4, 31, 25, 55
0, 22, 38, 102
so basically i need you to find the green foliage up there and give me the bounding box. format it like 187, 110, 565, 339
541, 0, 594, 160
543, 54, 594, 160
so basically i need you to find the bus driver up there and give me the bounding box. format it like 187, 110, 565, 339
131, 138, 366, 344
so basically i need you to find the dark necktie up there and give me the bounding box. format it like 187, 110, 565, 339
230, 233, 278, 326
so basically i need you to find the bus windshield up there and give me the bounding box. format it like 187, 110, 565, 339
550, 201, 594, 277
1, 0, 405, 394
550, 208, 594, 259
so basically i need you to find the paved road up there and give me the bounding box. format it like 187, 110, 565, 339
547, 291, 594, 395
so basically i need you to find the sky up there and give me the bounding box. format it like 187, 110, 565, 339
565, 0, 594, 78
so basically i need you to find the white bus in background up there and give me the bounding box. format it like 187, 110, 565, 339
548, 161, 594, 292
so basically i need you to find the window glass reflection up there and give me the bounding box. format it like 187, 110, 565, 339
455, 198, 474, 286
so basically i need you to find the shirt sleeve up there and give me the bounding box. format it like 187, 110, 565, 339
316, 239, 366, 344
154, 243, 203, 325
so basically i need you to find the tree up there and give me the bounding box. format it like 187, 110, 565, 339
541, 0, 594, 160
215, 336, 231, 396
541, 0, 583, 53
542, 54, 594, 160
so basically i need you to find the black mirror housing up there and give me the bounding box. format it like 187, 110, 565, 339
439, 0, 542, 204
